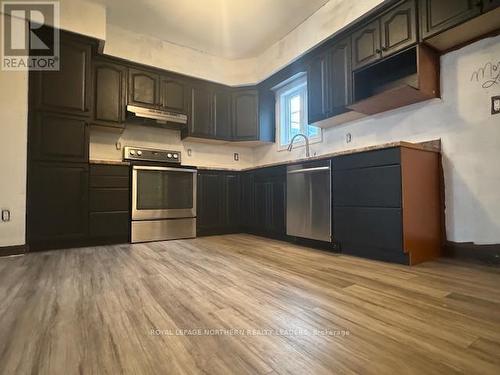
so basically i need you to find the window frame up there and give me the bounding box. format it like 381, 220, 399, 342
275, 74, 322, 151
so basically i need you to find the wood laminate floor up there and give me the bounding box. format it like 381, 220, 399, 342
1, 234, 500, 374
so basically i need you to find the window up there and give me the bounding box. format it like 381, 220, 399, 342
275, 75, 321, 149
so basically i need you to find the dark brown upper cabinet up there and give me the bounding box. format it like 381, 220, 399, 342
308, 50, 332, 124
331, 37, 353, 115
349, 44, 439, 115
352, 0, 416, 70
92, 60, 127, 128
232, 89, 259, 141
160, 77, 187, 113
30, 112, 89, 163
380, 0, 417, 57
352, 20, 381, 70
420, 0, 481, 40
308, 36, 352, 124
189, 85, 215, 138
214, 89, 232, 140
32, 34, 92, 116
128, 68, 160, 109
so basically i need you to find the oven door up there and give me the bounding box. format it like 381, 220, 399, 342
132, 166, 197, 220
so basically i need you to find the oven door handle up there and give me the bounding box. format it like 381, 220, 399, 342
132, 166, 197, 173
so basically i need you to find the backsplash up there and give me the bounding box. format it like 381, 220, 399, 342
90, 123, 255, 169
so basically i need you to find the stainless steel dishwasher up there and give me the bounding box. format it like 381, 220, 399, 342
286, 159, 332, 242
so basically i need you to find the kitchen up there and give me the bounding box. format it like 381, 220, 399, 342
1, 0, 500, 373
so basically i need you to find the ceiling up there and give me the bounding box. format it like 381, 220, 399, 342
91, 0, 330, 59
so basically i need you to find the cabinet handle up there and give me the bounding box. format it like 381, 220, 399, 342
381, 47, 388, 52
375, 49, 382, 54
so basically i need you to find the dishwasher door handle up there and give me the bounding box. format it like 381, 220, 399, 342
287, 166, 331, 174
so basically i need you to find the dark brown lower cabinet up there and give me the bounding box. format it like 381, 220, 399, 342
88, 164, 130, 245
197, 170, 241, 236
244, 166, 286, 239
28, 162, 89, 251
332, 146, 441, 265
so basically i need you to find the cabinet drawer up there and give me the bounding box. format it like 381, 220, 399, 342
90, 212, 129, 238
90, 188, 129, 212
90, 164, 129, 176
334, 207, 403, 252
90, 175, 129, 188
334, 165, 401, 207
333, 147, 400, 170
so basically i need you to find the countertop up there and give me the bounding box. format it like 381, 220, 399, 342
197, 139, 441, 172
89, 159, 131, 166
90, 139, 441, 171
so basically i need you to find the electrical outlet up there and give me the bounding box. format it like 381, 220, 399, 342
346, 133, 352, 144
233, 153, 239, 161
187, 149, 192, 157
115, 141, 122, 150
492, 96, 500, 115
2, 209, 11, 222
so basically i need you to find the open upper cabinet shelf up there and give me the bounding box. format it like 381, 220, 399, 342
348, 44, 440, 115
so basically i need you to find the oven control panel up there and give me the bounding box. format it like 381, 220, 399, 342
124, 146, 181, 163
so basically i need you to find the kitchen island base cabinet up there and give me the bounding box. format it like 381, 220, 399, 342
333, 146, 441, 265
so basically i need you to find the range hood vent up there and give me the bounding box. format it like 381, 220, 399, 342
126, 105, 188, 126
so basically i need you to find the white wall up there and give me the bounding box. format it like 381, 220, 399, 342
0, 69, 28, 247
255, 35, 500, 244
102, 0, 384, 85
90, 125, 255, 170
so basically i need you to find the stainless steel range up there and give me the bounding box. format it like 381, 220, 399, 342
124, 146, 197, 243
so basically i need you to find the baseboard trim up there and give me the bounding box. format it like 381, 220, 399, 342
444, 241, 500, 265
0, 244, 26, 257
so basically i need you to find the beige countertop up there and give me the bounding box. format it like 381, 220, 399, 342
198, 139, 441, 172
89, 159, 131, 166
91, 139, 441, 171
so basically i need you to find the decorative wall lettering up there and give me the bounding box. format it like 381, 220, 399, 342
470, 61, 500, 88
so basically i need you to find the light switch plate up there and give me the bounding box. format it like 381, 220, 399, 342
234, 153, 239, 161
492, 96, 500, 115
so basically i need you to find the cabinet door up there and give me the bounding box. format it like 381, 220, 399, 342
308, 50, 332, 124
232, 90, 259, 141
420, 0, 481, 39
352, 20, 381, 70
269, 178, 286, 236
380, 0, 417, 57
253, 182, 270, 232
33, 36, 91, 116
128, 68, 160, 108
223, 173, 241, 230
214, 89, 232, 140
30, 113, 88, 163
197, 172, 223, 232
241, 172, 255, 230
334, 207, 403, 252
331, 37, 353, 113
93, 61, 126, 127
190, 86, 215, 138
28, 162, 89, 244
160, 77, 187, 113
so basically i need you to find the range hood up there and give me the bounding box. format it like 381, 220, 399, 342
126, 105, 188, 126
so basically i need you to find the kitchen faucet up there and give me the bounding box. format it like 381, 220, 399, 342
287, 133, 310, 157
